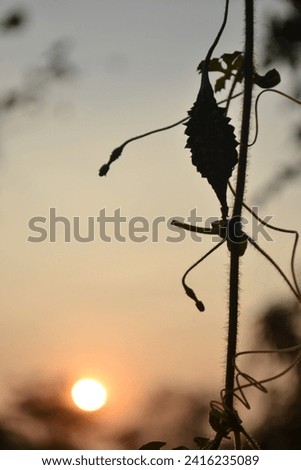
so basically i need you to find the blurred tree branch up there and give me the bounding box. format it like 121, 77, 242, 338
253, 301, 301, 449
0, 7, 76, 117
255, 0, 301, 205
263, 0, 301, 70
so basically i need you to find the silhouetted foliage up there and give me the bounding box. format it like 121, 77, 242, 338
253, 301, 301, 449
184, 5, 239, 221
0, 5, 76, 117
115, 389, 210, 450
0, 381, 100, 450
0, 421, 33, 450
255, 0, 301, 204
0, 40, 76, 114
197, 51, 244, 93
263, 0, 301, 69
0, 10, 79, 449
100, 0, 301, 450
1, 0, 300, 452
0, 8, 27, 32
257, 302, 301, 350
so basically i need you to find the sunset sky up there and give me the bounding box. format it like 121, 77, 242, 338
1, 0, 300, 443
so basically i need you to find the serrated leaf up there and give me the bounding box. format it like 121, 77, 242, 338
214, 76, 227, 93
185, 89, 238, 219
217, 51, 244, 89
197, 58, 225, 74
232, 54, 244, 72
208, 58, 225, 73
221, 51, 242, 67
199, 51, 244, 94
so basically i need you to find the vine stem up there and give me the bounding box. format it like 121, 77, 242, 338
224, 0, 254, 414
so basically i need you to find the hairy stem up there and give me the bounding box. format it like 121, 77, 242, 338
224, 0, 254, 414
225, 242, 240, 410
233, 0, 254, 219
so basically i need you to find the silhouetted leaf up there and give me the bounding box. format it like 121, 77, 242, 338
209, 408, 228, 435
139, 441, 166, 450
187, 50, 241, 218
198, 51, 244, 93
194, 436, 211, 449
197, 58, 224, 74
185, 86, 238, 219
253, 69, 281, 88
214, 76, 227, 93
221, 51, 243, 67
215, 52, 244, 92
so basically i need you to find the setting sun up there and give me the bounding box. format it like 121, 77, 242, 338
71, 378, 107, 412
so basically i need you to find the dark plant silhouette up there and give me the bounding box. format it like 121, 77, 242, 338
0, 381, 102, 450
0, 40, 75, 115
0, 7, 78, 451
184, 0, 238, 221
0, 6, 76, 118
254, 0, 301, 205
251, 301, 301, 449
114, 389, 211, 450
263, 0, 301, 70
99, 0, 301, 450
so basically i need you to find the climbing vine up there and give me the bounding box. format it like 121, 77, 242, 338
99, 0, 301, 449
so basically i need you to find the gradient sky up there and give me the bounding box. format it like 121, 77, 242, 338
1, 0, 300, 435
